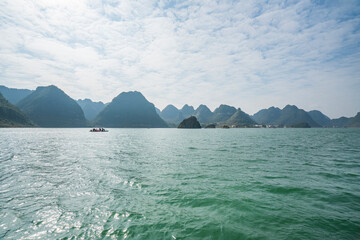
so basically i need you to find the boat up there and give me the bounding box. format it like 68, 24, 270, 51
90, 128, 108, 132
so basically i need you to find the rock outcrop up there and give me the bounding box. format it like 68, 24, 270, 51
178, 116, 201, 129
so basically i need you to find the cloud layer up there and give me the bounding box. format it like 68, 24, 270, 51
0, 0, 359, 118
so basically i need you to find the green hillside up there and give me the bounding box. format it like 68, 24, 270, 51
77, 98, 106, 121
0, 92, 35, 127
17, 85, 87, 127
160, 105, 184, 124
93, 91, 168, 128
193, 105, 213, 123
211, 105, 237, 123
226, 108, 256, 127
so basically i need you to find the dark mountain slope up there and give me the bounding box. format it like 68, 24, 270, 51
0, 92, 35, 127
273, 105, 320, 127
193, 105, 213, 123
252, 107, 281, 125
226, 108, 257, 127
93, 91, 168, 128
160, 105, 184, 124
347, 112, 360, 127
181, 104, 195, 118
211, 104, 237, 123
308, 110, 331, 127
77, 99, 106, 121
0, 85, 33, 104
17, 85, 86, 127
253, 105, 320, 127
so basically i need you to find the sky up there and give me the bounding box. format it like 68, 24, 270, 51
0, 0, 359, 118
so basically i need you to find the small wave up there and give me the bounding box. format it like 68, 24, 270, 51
318, 172, 342, 179
216, 149, 229, 152
265, 185, 308, 195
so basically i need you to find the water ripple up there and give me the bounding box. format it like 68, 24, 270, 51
0, 128, 359, 239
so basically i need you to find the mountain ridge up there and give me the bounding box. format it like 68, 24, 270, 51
253, 105, 320, 127
77, 98, 107, 121
0, 85, 33, 105
1, 85, 359, 128
93, 91, 168, 128
17, 85, 87, 127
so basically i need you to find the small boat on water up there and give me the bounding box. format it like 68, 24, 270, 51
90, 128, 108, 132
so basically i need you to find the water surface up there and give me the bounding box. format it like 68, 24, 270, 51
0, 128, 359, 239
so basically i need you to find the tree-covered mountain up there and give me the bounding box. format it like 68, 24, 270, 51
328, 117, 349, 128
93, 91, 168, 128
160, 105, 184, 124
347, 113, 360, 127
0, 92, 35, 127
193, 104, 213, 123
180, 104, 195, 118
77, 99, 107, 121
252, 107, 281, 125
16, 85, 87, 127
308, 110, 331, 126
273, 105, 320, 127
328, 112, 360, 128
252, 105, 320, 127
226, 108, 257, 127
0, 85, 33, 105
211, 104, 237, 123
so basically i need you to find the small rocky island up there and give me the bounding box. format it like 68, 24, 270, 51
178, 116, 201, 129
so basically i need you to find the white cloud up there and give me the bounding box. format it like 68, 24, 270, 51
0, 0, 359, 118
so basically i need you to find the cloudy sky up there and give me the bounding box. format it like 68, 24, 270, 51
0, 0, 359, 118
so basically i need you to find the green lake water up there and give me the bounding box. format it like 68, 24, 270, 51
0, 128, 359, 239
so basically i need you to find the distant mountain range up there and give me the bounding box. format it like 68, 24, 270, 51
227, 108, 256, 127
329, 113, 360, 128
193, 105, 213, 123
77, 99, 107, 121
0, 85, 33, 105
160, 104, 184, 124
0, 85, 359, 128
253, 105, 320, 127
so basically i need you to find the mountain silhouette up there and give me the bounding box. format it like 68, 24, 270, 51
17, 85, 87, 127
93, 91, 168, 128
308, 110, 331, 127
328, 112, 360, 127
193, 104, 213, 123
211, 104, 237, 123
180, 104, 195, 118
253, 105, 320, 127
77, 99, 107, 121
226, 108, 256, 127
160, 105, 184, 124
252, 107, 281, 125
0, 85, 33, 105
